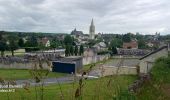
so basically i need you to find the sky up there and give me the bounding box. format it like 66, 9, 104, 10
0, 0, 170, 35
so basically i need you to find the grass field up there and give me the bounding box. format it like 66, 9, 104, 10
0, 75, 137, 100
0, 69, 67, 80
4, 49, 25, 57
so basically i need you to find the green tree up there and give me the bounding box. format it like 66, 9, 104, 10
122, 33, 131, 42
0, 41, 7, 57
18, 38, 24, 47
0, 34, 2, 40
25, 41, 35, 47
110, 38, 123, 48
30, 35, 38, 47
111, 46, 117, 54
74, 45, 78, 56
37, 42, 46, 54
24, 35, 38, 47
50, 39, 58, 52
79, 45, 84, 56
87, 40, 96, 48
9, 40, 18, 56
138, 40, 148, 49
64, 35, 73, 45
65, 45, 70, 56
70, 45, 74, 56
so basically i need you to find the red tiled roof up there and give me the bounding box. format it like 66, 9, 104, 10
123, 41, 138, 49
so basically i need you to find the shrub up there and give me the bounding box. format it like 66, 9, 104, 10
25, 47, 40, 52
151, 56, 170, 83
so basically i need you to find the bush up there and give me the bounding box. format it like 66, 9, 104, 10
151, 56, 170, 83
97, 51, 110, 55
25, 47, 40, 52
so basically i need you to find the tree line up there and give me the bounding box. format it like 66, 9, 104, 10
64, 35, 84, 56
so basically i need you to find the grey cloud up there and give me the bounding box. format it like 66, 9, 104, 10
0, 0, 169, 34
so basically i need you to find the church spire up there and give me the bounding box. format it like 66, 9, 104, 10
91, 18, 94, 26
89, 18, 95, 39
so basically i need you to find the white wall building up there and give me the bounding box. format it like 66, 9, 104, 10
139, 46, 169, 74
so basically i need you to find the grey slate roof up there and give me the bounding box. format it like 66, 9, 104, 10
139, 46, 168, 60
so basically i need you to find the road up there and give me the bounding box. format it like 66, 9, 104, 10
12, 74, 99, 87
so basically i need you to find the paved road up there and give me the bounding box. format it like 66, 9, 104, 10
13, 74, 99, 87
15, 76, 74, 86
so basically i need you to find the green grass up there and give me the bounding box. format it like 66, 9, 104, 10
0, 69, 67, 80
136, 57, 170, 100
0, 75, 137, 100
4, 49, 25, 57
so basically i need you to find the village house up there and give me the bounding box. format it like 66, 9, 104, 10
146, 40, 160, 48
139, 45, 169, 74
93, 42, 107, 52
123, 39, 138, 49
40, 37, 50, 47
83, 48, 97, 57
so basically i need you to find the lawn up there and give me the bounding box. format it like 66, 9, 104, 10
0, 75, 137, 100
4, 49, 25, 57
0, 69, 67, 80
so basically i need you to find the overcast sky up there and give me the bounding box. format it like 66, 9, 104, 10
0, 0, 170, 34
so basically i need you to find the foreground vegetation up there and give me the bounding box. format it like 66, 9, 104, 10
0, 75, 136, 100
136, 56, 170, 100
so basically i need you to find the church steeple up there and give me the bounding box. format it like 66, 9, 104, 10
91, 19, 94, 26
74, 28, 77, 31
89, 18, 95, 39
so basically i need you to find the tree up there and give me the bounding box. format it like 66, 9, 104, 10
25, 35, 38, 47
138, 40, 148, 49
110, 38, 123, 48
0, 34, 2, 40
7, 35, 19, 56
18, 38, 24, 47
0, 41, 7, 57
79, 45, 84, 56
31, 35, 38, 47
70, 45, 74, 56
87, 40, 96, 48
9, 39, 18, 56
111, 46, 117, 54
65, 45, 70, 56
25, 40, 32, 47
50, 39, 58, 52
74, 45, 78, 56
64, 35, 73, 45
122, 33, 131, 42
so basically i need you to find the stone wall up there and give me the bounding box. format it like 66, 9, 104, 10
0, 61, 50, 69
83, 54, 110, 65
0, 54, 110, 69
102, 66, 137, 76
